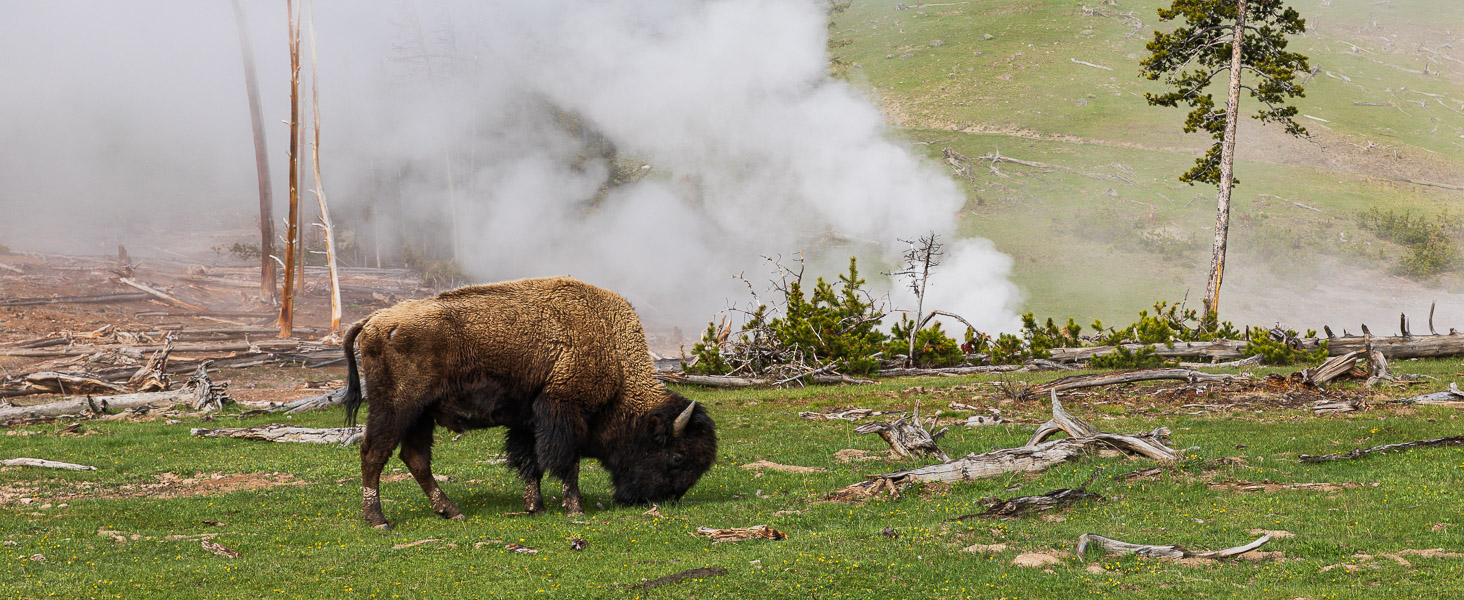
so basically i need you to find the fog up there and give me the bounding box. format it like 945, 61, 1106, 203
0, 0, 1021, 335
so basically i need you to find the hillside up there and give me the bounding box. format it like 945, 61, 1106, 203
831, 0, 1464, 329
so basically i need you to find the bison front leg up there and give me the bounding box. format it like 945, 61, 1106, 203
399, 418, 463, 521
505, 427, 546, 514
533, 402, 588, 517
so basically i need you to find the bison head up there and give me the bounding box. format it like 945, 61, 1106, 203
605, 391, 717, 505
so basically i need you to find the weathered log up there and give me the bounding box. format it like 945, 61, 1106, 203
691, 525, 787, 543
1029, 368, 1238, 397
1077, 533, 1272, 560
0, 339, 305, 358
190, 424, 363, 445
126, 334, 175, 392
1300, 434, 1464, 463
1048, 340, 1248, 363
1364, 338, 1394, 388
0, 368, 228, 421
0, 292, 150, 307
854, 407, 950, 461
117, 277, 208, 312
658, 374, 769, 387
947, 476, 1103, 521
1396, 382, 1464, 407
1326, 333, 1464, 359
877, 365, 1023, 377
0, 458, 98, 471
22, 372, 126, 395
1179, 353, 1262, 368
267, 386, 348, 414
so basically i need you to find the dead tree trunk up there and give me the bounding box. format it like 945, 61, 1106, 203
307, 11, 343, 339
278, 0, 302, 338
1202, 0, 1248, 318
231, 0, 276, 305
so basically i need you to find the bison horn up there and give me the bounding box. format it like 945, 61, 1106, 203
672, 401, 696, 438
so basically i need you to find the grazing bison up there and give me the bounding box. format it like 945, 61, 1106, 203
341, 277, 716, 528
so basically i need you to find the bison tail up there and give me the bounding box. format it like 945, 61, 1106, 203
342, 318, 367, 428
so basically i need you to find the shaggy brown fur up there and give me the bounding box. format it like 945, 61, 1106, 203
342, 277, 716, 528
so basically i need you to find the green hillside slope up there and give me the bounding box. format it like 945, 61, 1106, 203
832, 0, 1464, 327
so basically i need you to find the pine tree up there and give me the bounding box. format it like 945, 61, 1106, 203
1140, 0, 1309, 320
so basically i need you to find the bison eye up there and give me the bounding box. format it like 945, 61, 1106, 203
669, 454, 684, 467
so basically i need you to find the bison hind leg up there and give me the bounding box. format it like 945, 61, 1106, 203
399, 417, 463, 521
504, 427, 545, 514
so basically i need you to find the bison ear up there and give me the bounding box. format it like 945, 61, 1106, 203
648, 415, 668, 445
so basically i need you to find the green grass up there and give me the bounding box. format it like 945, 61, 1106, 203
827, 0, 1464, 323
4, 362, 1464, 598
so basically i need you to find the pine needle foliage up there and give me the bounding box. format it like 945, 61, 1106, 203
1140, 0, 1310, 185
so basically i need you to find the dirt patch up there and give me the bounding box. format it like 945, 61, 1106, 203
0, 471, 307, 504
1248, 529, 1296, 539
1209, 480, 1380, 493
964, 543, 1008, 554
739, 460, 827, 474
1012, 551, 1068, 568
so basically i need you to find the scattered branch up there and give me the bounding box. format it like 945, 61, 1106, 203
1300, 435, 1464, 463
1077, 533, 1272, 560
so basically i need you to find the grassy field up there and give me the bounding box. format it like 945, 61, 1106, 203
4, 361, 1463, 598
829, 0, 1464, 324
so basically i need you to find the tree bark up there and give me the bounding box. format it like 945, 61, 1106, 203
1203, 0, 1248, 318
231, 0, 276, 305
279, 0, 302, 338
307, 11, 343, 337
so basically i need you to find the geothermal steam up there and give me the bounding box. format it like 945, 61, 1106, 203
0, 0, 1021, 334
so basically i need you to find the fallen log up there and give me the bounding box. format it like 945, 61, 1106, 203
1395, 383, 1464, 407
0, 292, 150, 307
0, 368, 229, 422
947, 475, 1103, 521
1299, 434, 1464, 463
190, 424, 364, 445
1029, 368, 1238, 398
117, 277, 209, 311
1326, 332, 1464, 359
0, 339, 306, 358
692, 525, 787, 543
1048, 340, 1248, 363
658, 372, 872, 388
1077, 533, 1272, 560
266, 386, 348, 414
22, 372, 126, 395
0, 458, 98, 471
877, 365, 1023, 377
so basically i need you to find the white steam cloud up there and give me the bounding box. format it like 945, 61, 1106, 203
0, 0, 1022, 336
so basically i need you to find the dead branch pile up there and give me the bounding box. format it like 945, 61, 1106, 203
0, 366, 232, 423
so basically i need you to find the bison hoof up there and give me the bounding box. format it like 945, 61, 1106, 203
373, 522, 393, 531
448, 513, 465, 521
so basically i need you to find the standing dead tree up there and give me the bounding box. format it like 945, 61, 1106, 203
891, 233, 942, 368
231, 0, 276, 305
279, 0, 303, 338
307, 5, 343, 339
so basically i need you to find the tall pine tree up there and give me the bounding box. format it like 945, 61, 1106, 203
1140, 0, 1309, 321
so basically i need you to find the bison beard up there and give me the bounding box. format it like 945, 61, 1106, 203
341, 277, 716, 528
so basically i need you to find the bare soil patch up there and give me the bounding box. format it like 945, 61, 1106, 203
0, 471, 307, 505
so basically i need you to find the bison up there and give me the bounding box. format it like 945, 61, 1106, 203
341, 277, 716, 528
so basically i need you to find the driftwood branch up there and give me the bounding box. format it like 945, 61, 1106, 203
1396, 382, 1464, 407
1299, 434, 1464, 463
1077, 533, 1272, 560
191, 424, 364, 445
117, 277, 208, 312
0, 458, 98, 471
828, 394, 1176, 501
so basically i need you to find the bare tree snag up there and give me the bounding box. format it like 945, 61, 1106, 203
126, 333, 175, 392
1300, 435, 1464, 463
0, 458, 98, 471
191, 424, 363, 445
1029, 369, 1238, 398
1078, 533, 1272, 560
306, 9, 342, 339
854, 406, 949, 461
1364, 337, 1394, 388
279, 0, 303, 338
231, 0, 276, 304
